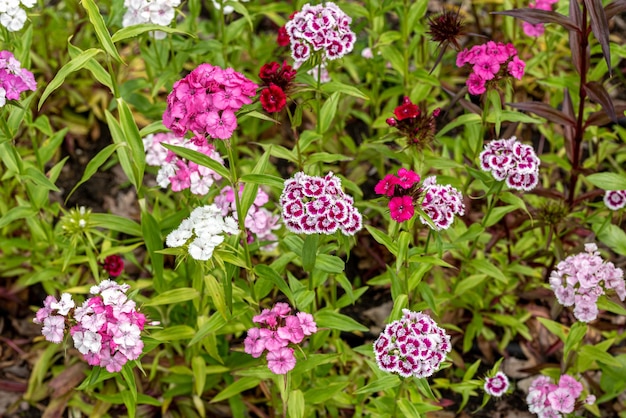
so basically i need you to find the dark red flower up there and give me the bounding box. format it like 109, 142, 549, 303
259, 62, 281, 83
103, 255, 124, 277
260, 84, 287, 113
394, 103, 420, 121
277, 25, 290, 47
259, 61, 296, 92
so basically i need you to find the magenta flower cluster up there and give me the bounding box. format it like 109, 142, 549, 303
480, 136, 540, 191
375, 169, 465, 230
0, 50, 37, 107
163, 64, 257, 140
214, 185, 281, 250
143, 132, 224, 195
280, 171, 362, 236
549, 243, 625, 322
484, 371, 510, 397
244, 303, 317, 375
456, 41, 525, 95
522, 0, 558, 37
33, 281, 146, 373
373, 309, 451, 379
285, 2, 356, 67
527, 374, 593, 416
604, 190, 626, 211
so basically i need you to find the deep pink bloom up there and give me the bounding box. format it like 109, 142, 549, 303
389, 196, 415, 222
277, 316, 305, 344
206, 110, 237, 140
507, 56, 526, 80
466, 73, 486, 95
296, 312, 317, 335
374, 174, 399, 197
396, 168, 420, 189
266, 347, 296, 375
473, 56, 500, 80
394, 102, 420, 121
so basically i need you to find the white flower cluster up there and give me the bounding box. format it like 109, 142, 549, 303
122, 0, 180, 40
166, 205, 239, 261
0, 0, 35, 32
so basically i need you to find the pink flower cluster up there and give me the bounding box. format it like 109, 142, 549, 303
214, 185, 281, 250
480, 136, 540, 191
375, 169, 465, 230
522, 0, 558, 37
527, 374, 593, 416
604, 190, 626, 211
285, 2, 356, 67
163, 64, 257, 140
456, 41, 525, 95
143, 132, 224, 195
33, 281, 146, 373
484, 371, 510, 397
0, 50, 37, 107
549, 243, 625, 323
280, 171, 362, 236
244, 303, 317, 375
373, 309, 451, 379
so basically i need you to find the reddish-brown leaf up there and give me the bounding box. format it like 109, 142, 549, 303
584, 81, 618, 123
562, 89, 575, 159
569, 0, 585, 75
583, 0, 612, 76
507, 101, 576, 127
605, 0, 626, 21
585, 102, 626, 126
492, 8, 579, 32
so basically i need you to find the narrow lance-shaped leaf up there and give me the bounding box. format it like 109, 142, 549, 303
562, 89, 575, 159
585, 103, 626, 127
605, 0, 626, 20
80, 0, 123, 63
66, 143, 122, 202
583, 81, 617, 123
583, 0, 611, 76
161, 143, 231, 182
569, 0, 585, 75
492, 9, 579, 32
39, 48, 103, 109
507, 101, 576, 127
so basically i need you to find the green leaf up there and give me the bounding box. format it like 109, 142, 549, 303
192, 356, 207, 397
315, 309, 369, 332
39, 48, 103, 109
118, 99, 145, 186
454, 274, 487, 297
141, 210, 165, 292
189, 313, 227, 345
161, 143, 231, 182
111, 24, 194, 42
287, 390, 305, 418
365, 225, 398, 256
106, 110, 137, 188
355, 374, 401, 394
318, 91, 341, 134
254, 264, 294, 304
90, 213, 142, 236
210, 377, 261, 403
240, 148, 270, 220
143, 288, 199, 306
120, 362, 138, 403
594, 223, 626, 256
321, 81, 369, 100
239, 173, 284, 190
67, 43, 114, 93
302, 234, 319, 273
81, 0, 123, 63
586, 172, 626, 190
304, 382, 349, 404
204, 274, 228, 319
66, 143, 121, 201
121, 390, 136, 418
597, 297, 626, 316
563, 322, 587, 360
315, 254, 344, 274
469, 259, 507, 283
22, 167, 59, 192
537, 317, 567, 342
150, 325, 196, 341
305, 152, 353, 165
0, 205, 37, 229
579, 344, 621, 367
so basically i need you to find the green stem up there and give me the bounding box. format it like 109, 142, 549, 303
466, 181, 504, 259
392, 379, 407, 418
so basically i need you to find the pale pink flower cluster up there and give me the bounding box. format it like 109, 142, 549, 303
143, 132, 224, 195
604, 190, 626, 211
163, 64, 257, 140
122, 0, 180, 39
549, 243, 625, 322
527, 374, 592, 417
280, 171, 362, 236
214, 185, 281, 250
484, 371, 510, 397
522, 0, 558, 37
244, 303, 317, 375
285, 2, 356, 67
480, 136, 540, 191
0, 50, 37, 107
420, 176, 465, 231
373, 309, 451, 379
0, 0, 35, 32
456, 41, 525, 95
33, 281, 146, 373
165, 204, 239, 261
